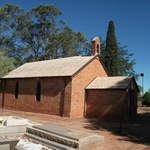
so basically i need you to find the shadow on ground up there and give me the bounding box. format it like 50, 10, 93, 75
84, 112, 150, 145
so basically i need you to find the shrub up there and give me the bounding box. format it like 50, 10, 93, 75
143, 92, 150, 106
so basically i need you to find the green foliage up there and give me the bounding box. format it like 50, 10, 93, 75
0, 4, 136, 78
104, 21, 118, 76
45, 27, 88, 59
0, 51, 14, 77
0, 4, 24, 61
0, 4, 89, 65
117, 45, 136, 76
102, 21, 135, 76
143, 90, 150, 106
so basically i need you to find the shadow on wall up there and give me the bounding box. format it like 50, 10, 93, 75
85, 78, 149, 145
84, 112, 150, 146
86, 77, 137, 119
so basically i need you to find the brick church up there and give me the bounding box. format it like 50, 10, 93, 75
0, 37, 138, 120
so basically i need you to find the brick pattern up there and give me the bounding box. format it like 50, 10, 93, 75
0, 93, 2, 108
70, 56, 108, 118
0, 56, 108, 118
86, 89, 129, 120
1, 77, 71, 116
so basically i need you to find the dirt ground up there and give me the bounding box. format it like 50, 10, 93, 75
0, 107, 150, 150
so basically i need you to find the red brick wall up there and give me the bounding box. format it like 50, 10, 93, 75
86, 89, 129, 120
1, 77, 71, 116
0, 93, 2, 108
70, 57, 108, 118
0, 56, 108, 118
0, 80, 5, 108
61, 77, 72, 117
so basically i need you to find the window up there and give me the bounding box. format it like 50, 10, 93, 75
36, 81, 41, 102
15, 82, 19, 99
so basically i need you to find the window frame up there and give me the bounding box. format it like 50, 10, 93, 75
15, 81, 19, 99
35, 81, 41, 102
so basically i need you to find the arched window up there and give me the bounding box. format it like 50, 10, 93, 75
15, 82, 19, 99
36, 81, 41, 102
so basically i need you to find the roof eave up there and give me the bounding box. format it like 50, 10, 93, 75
2, 75, 72, 79
86, 87, 128, 90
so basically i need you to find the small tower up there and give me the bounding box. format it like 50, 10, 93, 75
91, 36, 101, 56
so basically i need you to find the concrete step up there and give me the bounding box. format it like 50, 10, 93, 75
25, 133, 76, 150
25, 124, 104, 150
0, 144, 10, 150
26, 127, 78, 149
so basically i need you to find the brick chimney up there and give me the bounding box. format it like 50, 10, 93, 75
91, 37, 101, 56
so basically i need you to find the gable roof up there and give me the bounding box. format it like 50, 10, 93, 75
3, 56, 97, 78
86, 76, 135, 90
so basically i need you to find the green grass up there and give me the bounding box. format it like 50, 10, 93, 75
0, 120, 3, 124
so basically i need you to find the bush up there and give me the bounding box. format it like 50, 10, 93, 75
143, 92, 150, 106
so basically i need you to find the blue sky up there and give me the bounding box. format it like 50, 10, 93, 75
0, 0, 149, 91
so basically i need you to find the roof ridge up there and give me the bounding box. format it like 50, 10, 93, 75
24, 56, 94, 65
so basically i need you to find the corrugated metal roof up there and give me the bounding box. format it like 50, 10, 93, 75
86, 76, 132, 89
3, 56, 96, 78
